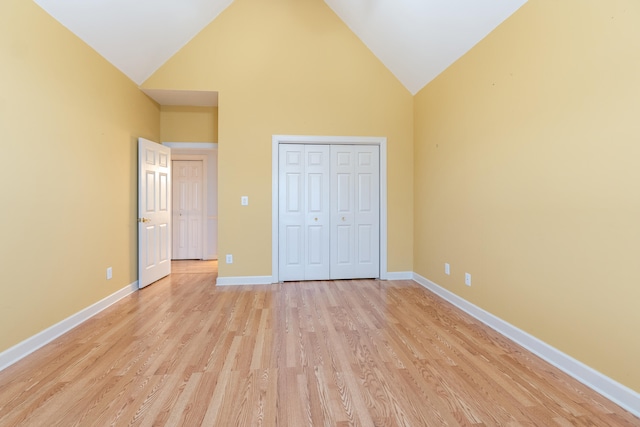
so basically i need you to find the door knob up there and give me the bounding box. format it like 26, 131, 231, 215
138, 217, 151, 223
314, 218, 318, 221
342, 217, 345, 221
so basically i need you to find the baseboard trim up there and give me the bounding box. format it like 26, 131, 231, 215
216, 276, 274, 286
412, 273, 640, 418
0, 281, 138, 372
386, 271, 413, 280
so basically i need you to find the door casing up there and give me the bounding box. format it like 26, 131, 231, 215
164, 143, 218, 261
272, 135, 388, 282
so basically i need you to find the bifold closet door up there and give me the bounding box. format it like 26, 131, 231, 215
330, 145, 380, 280
278, 144, 331, 281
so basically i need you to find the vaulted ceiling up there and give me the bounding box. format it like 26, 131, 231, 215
33, 0, 526, 96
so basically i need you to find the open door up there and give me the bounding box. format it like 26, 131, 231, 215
138, 138, 172, 288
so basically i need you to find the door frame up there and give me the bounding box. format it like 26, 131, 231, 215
163, 142, 218, 261
170, 154, 208, 260
272, 135, 388, 282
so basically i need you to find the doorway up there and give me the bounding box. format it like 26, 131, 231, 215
164, 144, 219, 261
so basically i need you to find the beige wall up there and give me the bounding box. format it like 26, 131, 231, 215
0, 0, 160, 352
414, 0, 640, 392
144, 0, 414, 277
160, 106, 218, 142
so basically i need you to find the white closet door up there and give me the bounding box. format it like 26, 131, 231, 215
279, 144, 330, 281
354, 146, 380, 278
304, 146, 331, 280
330, 146, 357, 279
330, 145, 379, 279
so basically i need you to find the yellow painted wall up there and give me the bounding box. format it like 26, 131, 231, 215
144, 0, 414, 277
414, 0, 640, 392
160, 106, 218, 142
0, 0, 159, 352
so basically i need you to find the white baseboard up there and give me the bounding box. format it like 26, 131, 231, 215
0, 281, 138, 372
412, 273, 640, 418
386, 271, 413, 280
216, 276, 274, 286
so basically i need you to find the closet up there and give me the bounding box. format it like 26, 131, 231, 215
278, 144, 380, 281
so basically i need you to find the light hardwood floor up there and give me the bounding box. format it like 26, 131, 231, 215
0, 260, 637, 426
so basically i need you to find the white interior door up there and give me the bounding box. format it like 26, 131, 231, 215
278, 144, 330, 281
172, 160, 203, 260
138, 138, 172, 288
330, 145, 379, 280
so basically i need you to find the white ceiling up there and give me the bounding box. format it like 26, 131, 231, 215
34, 0, 526, 101
324, 0, 527, 94
34, 0, 234, 85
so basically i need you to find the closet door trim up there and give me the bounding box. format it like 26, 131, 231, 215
272, 135, 387, 282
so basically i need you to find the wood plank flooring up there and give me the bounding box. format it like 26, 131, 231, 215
0, 260, 637, 426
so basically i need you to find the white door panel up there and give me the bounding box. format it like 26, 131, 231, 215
330, 147, 355, 279
286, 173, 302, 213
330, 145, 379, 279
307, 225, 323, 265
354, 146, 380, 278
176, 218, 187, 249
279, 144, 330, 281
303, 145, 330, 280
138, 138, 171, 288
172, 160, 203, 260
285, 225, 303, 263
336, 225, 352, 263
358, 225, 372, 263
279, 145, 305, 281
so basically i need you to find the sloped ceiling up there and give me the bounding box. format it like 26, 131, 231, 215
33, 0, 235, 85
325, 0, 527, 94
33, 0, 526, 96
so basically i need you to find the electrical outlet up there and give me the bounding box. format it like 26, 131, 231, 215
106, 267, 113, 280
241, 196, 248, 206
465, 273, 471, 286
445, 263, 450, 275
226, 254, 233, 264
